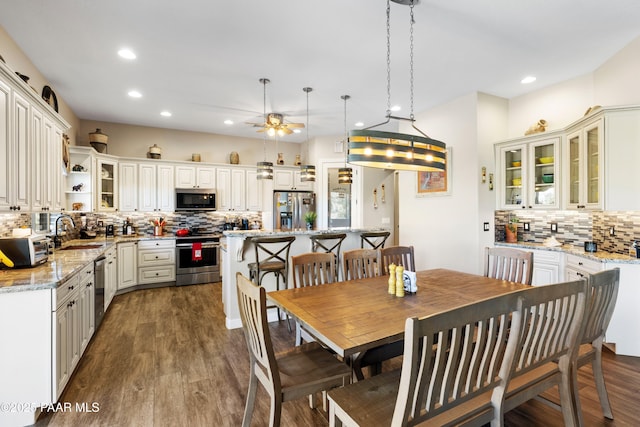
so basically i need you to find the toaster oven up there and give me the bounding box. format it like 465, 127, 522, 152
0, 235, 49, 268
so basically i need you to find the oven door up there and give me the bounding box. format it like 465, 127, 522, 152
176, 242, 219, 273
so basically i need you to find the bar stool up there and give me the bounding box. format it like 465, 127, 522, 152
360, 231, 390, 250
310, 233, 346, 279
248, 236, 296, 328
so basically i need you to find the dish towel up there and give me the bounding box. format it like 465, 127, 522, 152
192, 242, 202, 261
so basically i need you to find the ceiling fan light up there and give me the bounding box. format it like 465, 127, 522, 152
267, 128, 275, 137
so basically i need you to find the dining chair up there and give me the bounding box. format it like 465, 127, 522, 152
538, 268, 620, 423
310, 233, 347, 279
236, 273, 351, 427
501, 278, 589, 426
360, 231, 390, 250
380, 245, 415, 275
484, 246, 534, 285
342, 248, 380, 280
328, 285, 527, 426
291, 252, 337, 346
248, 236, 296, 327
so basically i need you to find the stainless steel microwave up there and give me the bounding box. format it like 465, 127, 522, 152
175, 189, 216, 211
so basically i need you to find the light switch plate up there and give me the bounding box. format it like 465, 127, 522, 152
550, 222, 558, 233
523, 222, 530, 231
483, 222, 490, 231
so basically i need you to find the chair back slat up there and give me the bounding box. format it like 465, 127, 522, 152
392, 290, 525, 425
343, 248, 380, 280
484, 247, 534, 285
381, 245, 416, 274
291, 252, 336, 288
360, 231, 390, 250
582, 268, 620, 344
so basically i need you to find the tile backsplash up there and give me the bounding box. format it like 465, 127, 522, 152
495, 210, 640, 255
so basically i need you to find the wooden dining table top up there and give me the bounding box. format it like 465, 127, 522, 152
267, 268, 531, 358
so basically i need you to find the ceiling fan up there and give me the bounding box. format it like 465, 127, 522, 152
247, 78, 304, 136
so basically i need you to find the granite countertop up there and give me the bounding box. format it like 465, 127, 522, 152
223, 227, 390, 239
0, 234, 180, 294
495, 241, 640, 264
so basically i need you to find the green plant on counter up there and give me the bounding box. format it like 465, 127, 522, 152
507, 215, 519, 232
304, 211, 317, 225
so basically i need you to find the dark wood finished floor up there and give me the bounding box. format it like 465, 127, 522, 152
35, 283, 640, 427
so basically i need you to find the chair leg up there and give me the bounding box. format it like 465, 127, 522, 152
295, 322, 302, 346
558, 357, 579, 427
592, 343, 614, 419
242, 371, 258, 427
269, 392, 283, 427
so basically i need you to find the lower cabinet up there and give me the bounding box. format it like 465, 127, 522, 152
565, 253, 603, 280
138, 239, 176, 284
530, 249, 562, 286
54, 262, 94, 399
117, 241, 138, 290
104, 246, 117, 309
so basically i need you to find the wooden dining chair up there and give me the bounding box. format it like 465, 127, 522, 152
538, 268, 620, 423
236, 273, 351, 427
328, 286, 527, 426
342, 248, 380, 280
380, 245, 415, 275
291, 252, 337, 345
310, 233, 347, 279
484, 246, 534, 285
501, 278, 588, 426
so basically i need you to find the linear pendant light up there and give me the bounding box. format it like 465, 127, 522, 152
256, 78, 273, 180
347, 0, 446, 172
300, 87, 316, 182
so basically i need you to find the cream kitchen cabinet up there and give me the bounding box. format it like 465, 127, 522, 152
66, 147, 94, 212
274, 167, 314, 191
565, 118, 602, 210
118, 161, 138, 212
138, 239, 176, 284
117, 241, 138, 290
245, 169, 263, 211
97, 156, 118, 211
175, 165, 215, 189
565, 253, 603, 281
104, 246, 118, 309
495, 135, 561, 210
0, 87, 30, 212
217, 166, 261, 211
32, 112, 65, 211
138, 162, 175, 212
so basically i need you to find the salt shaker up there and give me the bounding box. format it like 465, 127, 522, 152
395, 265, 405, 297
388, 263, 396, 294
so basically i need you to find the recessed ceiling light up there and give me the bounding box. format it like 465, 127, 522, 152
390, 105, 401, 112
160, 111, 172, 117
355, 122, 364, 127
128, 90, 142, 98
224, 119, 234, 125
118, 48, 136, 60
521, 76, 537, 84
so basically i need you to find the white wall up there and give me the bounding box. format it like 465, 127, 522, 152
398, 93, 480, 273
594, 36, 640, 106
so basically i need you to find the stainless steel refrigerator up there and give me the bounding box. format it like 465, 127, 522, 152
273, 191, 316, 230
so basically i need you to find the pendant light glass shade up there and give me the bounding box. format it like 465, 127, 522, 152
348, 129, 446, 172
256, 161, 274, 180
338, 167, 353, 184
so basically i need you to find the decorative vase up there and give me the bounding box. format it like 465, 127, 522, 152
277, 153, 284, 165
294, 154, 302, 166
306, 222, 312, 230
505, 225, 517, 243
230, 151, 239, 164
147, 144, 162, 159
89, 128, 108, 153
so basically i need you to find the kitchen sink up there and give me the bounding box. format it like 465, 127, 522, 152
60, 244, 104, 251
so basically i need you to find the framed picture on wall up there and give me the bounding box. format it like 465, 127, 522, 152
416, 148, 451, 196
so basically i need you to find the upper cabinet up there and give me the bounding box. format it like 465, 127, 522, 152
0, 62, 70, 213
175, 165, 215, 189
97, 156, 118, 211
495, 135, 561, 210
66, 147, 95, 212
565, 118, 602, 209
119, 160, 174, 212
274, 167, 314, 191
217, 166, 262, 212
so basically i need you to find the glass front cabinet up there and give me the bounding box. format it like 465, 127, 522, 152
496, 135, 561, 210
565, 118, 602, 209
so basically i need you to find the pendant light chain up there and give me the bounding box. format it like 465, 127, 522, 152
386, 0, 392, 116
409, 0, 415, 121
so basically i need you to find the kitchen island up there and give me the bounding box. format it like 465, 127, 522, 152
221, 228, 390, 329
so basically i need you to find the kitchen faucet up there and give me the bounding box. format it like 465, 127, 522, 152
54, 214, 75, 248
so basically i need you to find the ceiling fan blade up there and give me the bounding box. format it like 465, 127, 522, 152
285, 123, 305, 128
281, 128, 294, 135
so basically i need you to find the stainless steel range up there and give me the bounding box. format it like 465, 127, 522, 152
175, 232, 221, 286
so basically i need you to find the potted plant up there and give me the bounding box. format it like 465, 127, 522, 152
304, 211, 317, 230
505, 215, 518, 243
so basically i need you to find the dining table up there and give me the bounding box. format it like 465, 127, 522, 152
267, 268, 531, 358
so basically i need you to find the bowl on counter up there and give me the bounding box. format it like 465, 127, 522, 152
542, 173, 554, 183
538, 156, 554, 164
511, 161, 521, 167
512, 178, 522, 186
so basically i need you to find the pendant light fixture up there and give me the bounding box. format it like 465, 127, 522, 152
338, 94, 353, 184
299, 86, 316, 182
256, 78, 273, 180
347, 0, 446, 172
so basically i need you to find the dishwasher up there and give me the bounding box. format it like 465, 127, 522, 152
94, 255, 106, 329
